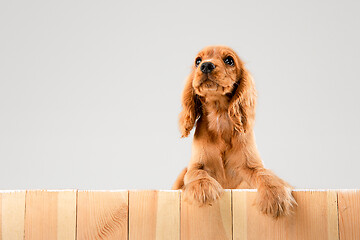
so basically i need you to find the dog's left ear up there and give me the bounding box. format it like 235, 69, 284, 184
228, 62, 257, 133
179, 71, 202, 137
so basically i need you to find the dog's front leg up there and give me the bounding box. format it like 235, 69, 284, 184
234, 135, 297, 218
183, 165, 223, 206
239, 165, 296, 218
182, 140, 224, 206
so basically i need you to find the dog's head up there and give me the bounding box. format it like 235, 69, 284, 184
192, 46, 240, 97
179, 46, 256, 137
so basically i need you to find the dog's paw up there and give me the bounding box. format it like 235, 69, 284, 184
183, 178, 223, 206
256, 185, 297, 218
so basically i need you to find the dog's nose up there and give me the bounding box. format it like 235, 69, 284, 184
200, 62, 215, 73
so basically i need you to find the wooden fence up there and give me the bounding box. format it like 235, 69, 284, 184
0, 189, 359, 240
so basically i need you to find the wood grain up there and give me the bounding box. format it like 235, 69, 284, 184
338, 190, 360, 240
2, 189, 360, 239
232, 190, 339, 240
0, 191, 26, 240
24, 190, 76, 240
76, 190, 128, 240
129, 190, 180, 240
181, 190, 232, 240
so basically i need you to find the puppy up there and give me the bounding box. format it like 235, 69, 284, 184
172, 46, 296, 218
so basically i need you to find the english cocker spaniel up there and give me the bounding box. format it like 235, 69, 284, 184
172, 46, 296, 218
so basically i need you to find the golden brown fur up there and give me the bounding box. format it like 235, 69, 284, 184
172, 46, 296, 218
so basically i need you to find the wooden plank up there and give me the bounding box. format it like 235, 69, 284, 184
232, 190, 339, 240
338, 190, 360, 240
181, 190, 232, 240
0, 191, 26, 240
0, 194, 1, 240
57, 190, 77, 240
24, 190, 77, 240
25, 190, 57, 239
129, 190, 180, 240
76, 190, 128, 240
327, 191, 340, 240
232, 189, 247, 240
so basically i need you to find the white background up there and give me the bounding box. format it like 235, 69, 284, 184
1, 0, 359, 189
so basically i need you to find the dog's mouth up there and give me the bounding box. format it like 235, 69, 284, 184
194, 75, 234, 96
201, 79, 218, 91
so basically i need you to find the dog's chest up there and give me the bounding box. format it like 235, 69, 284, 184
207, 111, 232, 134
203, 98, 234, 144
206, 99, 233, 134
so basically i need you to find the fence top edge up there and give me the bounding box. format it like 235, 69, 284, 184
0, 189, 359, 194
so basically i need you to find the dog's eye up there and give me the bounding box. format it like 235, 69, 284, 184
224, 56, 234, 66
195, 57, 202, 67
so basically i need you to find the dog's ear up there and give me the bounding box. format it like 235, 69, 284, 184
228, 62, 257, 133
179, 71, 202, 137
